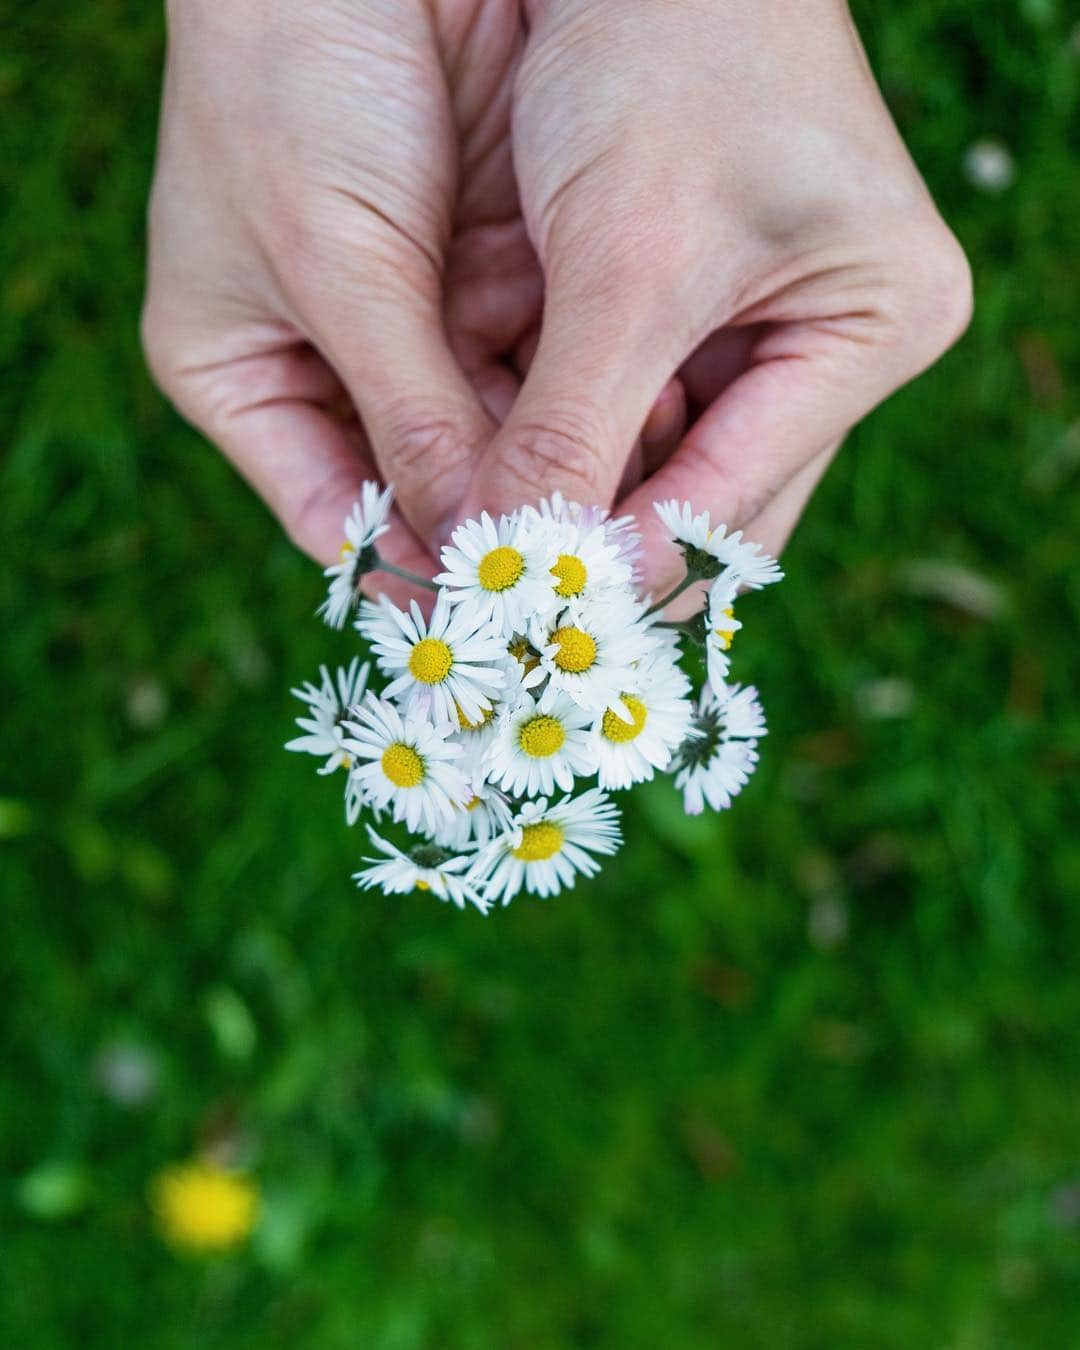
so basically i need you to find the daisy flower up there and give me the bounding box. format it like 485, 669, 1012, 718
480, 788, 623, 905
528, 595, 658, 717
590, 650, 696, 790
285, 657, 370, 774
318, 483, 394, 628
703, 577, 744, 689
671, 683, 766, 815
546, 519, 634, 605
654, 500, 783, 588
353, 827, 490, 915
524, 493, 644, 585
342, 694, 469, 836
430, 781, 515, 851
485, 686, 597, 798
436, 511, 559, 636
357, 592, 507, 728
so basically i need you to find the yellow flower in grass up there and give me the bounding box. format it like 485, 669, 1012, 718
151, 1160, 258, 1254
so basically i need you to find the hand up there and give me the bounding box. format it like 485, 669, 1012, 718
461, 0, 973, 595
142, 0, 537, 585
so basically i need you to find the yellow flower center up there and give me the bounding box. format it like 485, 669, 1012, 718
509, 637, 541, 675
456, 702, 494, 731
714, 606, 736, 651
465, 795, 481, 811
551, 626, 597, 674
512, 821, 565, 862
551, 553, 588, 598
477, 546, 525, 592
338, 540, 353, 562
601, 695, 648, 743
380, 742, 425, 788
518, 714, 566, 758
408, 637, 453, 684
415, 879, 430, 891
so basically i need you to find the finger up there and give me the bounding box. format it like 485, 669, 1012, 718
300, 280, 496, 545
622, 284, 970, 595
180, 365, 436, 608
641, 378, 687, 475
457, 263, 690, 524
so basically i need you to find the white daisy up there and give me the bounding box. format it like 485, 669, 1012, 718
523, 493, 644, 585
590, 650, 696, 790
357, 591, 507, 728
354, 827, 490, 915
671, 683, 766, 815
479, 788, 623, 905
703, 576, 744, 689
485, 686, 597, 798
342, 693, 469, 836
318, 482, 395, 628
436, 511, 559, 637
448, 695, 504, 777
547, 519, 633, 605
285, 657, 370, 774
430, 781, 515, 851
528, 594, 658, 717
654, 500, 783, 588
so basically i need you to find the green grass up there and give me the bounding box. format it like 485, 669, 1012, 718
2, 2, 1079, 1346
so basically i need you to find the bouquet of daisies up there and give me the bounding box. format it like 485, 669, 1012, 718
287, 484, 781, 914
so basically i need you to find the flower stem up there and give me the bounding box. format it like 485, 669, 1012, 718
644, 573, 700, 618
372, 555, 440, 593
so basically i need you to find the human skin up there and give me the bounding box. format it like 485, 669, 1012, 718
143, 0, 971, 602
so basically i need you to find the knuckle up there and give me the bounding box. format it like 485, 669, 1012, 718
383, 412, 476, 482
502, 412, 608, 506
892, 225, 974, 364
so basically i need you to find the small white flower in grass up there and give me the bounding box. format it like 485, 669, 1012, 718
654, 500, 783, 588
480, 788, 622, 905
672, 683, 766, 815
285, 657, 370, 774
485, 686, 597, 798
357, 591, 506, 728
354, 827, 490, 915
590, 650, 696, 790
528, 595, 658, 717
342, 694, 469, 836
431, 781, 515, 851
703, 576, 743, 689
436, 511, 559, 636
318, 483, 394, 629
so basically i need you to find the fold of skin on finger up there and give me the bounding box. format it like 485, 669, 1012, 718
640, 377, 687, 475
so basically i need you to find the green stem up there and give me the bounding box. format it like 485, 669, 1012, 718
372, 556, 440, 593
644, 573, 700, 618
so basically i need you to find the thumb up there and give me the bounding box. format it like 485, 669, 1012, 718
457, 262, 689, 526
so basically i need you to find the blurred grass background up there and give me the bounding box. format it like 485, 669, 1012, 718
2, 1, 1078, 1345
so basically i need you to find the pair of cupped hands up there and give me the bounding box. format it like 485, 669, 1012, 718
143, 0, 971, 605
